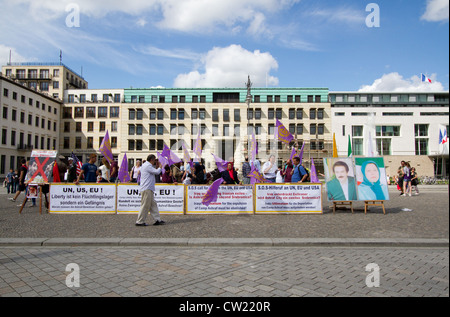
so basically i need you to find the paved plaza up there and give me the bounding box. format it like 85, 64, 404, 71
0, 185, 448, 299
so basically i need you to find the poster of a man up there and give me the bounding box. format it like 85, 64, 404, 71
355, 157, 390, 201
324, 158, 358, 201
25, 150, 57, 184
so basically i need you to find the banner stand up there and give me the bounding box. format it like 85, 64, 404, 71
364, 200, 386, 215
331, 201, 354, 214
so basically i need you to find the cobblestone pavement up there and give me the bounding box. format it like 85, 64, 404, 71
0, 246, 448, 298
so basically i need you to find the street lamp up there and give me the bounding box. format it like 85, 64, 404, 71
245, 76, 252, 157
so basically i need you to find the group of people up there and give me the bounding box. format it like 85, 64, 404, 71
394, 160, 420, 196
4, 169, 20, 194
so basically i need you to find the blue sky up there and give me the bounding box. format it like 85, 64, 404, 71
0, 0, 448, 92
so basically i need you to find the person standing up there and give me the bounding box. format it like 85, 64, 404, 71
410, 167, 420, 195
75, 154, 98, 184
6, 169, 14, 194
242, 157, 252, 185
130, 160, 141, 183
109, 160, 118, 183
282, 160, 294, 183
291, 157, 308, 183
98, 157, 110, 183
262, 155, 278, 183
136, 154, 164, 226
402, 162, 412, 197
67, 157, 78, 183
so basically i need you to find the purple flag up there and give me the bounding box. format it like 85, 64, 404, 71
289, 146, 296, 161
157, 151, 170, 168
202, 177, 224, 206
298, 142, 305, 165
182, 143, 194, 169
212, 153, 228, 172
118, 153, 130, 183
99, 130, 114, 164
163, 144, 182, 166
193, 128, 202, 161
275, 119, 294, 144
310, 158, 319, 183
249, 164, 269, 185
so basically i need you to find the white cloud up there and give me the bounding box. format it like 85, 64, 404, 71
307, 7, 365, 25
421, 0, 449, 22
0, 44, 34, 64
358, 72, 446, 92
173, 45, 279, 88
134, 46, 201, 61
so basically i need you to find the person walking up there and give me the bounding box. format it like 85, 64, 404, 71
10, 159, 28, 203
6, 169, 14, 194
136, 154, 165, 226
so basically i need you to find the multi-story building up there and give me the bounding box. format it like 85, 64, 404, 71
2, 63, 88, 101
0, 73, 62, 177
330, 92, 449, 178
122, 88, 332, 173
60, 89, 124, 163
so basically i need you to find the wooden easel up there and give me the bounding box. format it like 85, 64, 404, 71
331, 201, 354, 214
18, 184, 44, 215
364, 200, 385, 215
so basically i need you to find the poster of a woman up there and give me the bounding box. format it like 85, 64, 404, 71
355, 158, 389, 201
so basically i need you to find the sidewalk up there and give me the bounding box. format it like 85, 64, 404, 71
0, 185, 448, 247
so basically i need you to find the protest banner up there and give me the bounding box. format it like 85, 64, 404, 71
116, 184, 184, 214
254, 183, 323, 214
49, 184, 116, 214
26, 150, 57, 184
186, 185, 254, 214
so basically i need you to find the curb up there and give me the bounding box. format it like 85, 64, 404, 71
0, 238, 448, 248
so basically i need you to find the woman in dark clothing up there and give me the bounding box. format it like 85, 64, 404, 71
221, 162, 240, 185
191, 163, 206, 184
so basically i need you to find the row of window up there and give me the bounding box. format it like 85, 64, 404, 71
5, 69, 86, 88
63, 136, 117, 150
63, 106, 120, 119
335, 111, 449, 116
63, 121, 118, 133
1, 128, 56, 150
129, 95, 324, 104
3, 88, 58, 114
2, 106, 58, 132
331, 94, 448, 103
126, 123, 326, 137
67, 93, 122, 103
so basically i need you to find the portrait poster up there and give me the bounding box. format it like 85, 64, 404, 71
27, 184, 39, 199
355, 157, 390, 201
26, 150, 58, 184
323, 157, 358, 201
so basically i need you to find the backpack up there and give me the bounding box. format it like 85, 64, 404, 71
297, 165, 310, 182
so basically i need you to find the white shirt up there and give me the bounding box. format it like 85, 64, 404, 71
139, 162, 161, 192
98, 165, 110, 181
262, 161, 277, 179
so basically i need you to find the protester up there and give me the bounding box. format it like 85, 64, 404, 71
262, 155, 278, 183
242, 156, 251, 185
291, 157, 308, 183
98, 157, 111, 183
67, 157, 78, 183
221, 162, 240, 185
135, 154, 165, 226
191, 163, 206, 184
276, 166, 284, 183
396, 162, 405, 195
410, 167, 420, 196
171, 161, 183, 184
109, 159, 118, 183
130, 160, 141, 183
281, 159, 294, 183
75, 154, 98, 184
161, 165, 173, 183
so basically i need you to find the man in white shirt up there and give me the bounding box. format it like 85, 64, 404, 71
262, 155, 278, 183
136, 154, 164, 226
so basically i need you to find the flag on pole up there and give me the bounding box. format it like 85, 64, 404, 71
212, 153, 228, 172
118, 153, 131, 183
310, 158, 319, 183
439, 127, 448, 145
275, 119, 294, 144
162, 144, 181, 166
182, 142, 193, 169
202, 177, 224, 206
289, 146, 297, 161
298, 142, 305, 165
193, 127, 202, 161
348, 135, 353, 157
333, 133, 338, 158
52, 161, 61, 183
99, 130, 114, 164
421, 73, 432, 83
71, 152, 82, 176
248, 164, 270, 185
157, 151, 170, 168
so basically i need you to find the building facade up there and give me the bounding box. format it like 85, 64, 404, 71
330, 92, 449, 178
0, 74, 62, 177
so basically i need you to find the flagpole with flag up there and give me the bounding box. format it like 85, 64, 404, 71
71, 152, 82, 177
275, 119, 294, 145
99, 130, 114, 164
333, 133, 338, 158
348, 135, 353, 157
421, 73, 432, 83
118, 153, 131, 183
193, 127, 202, 162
